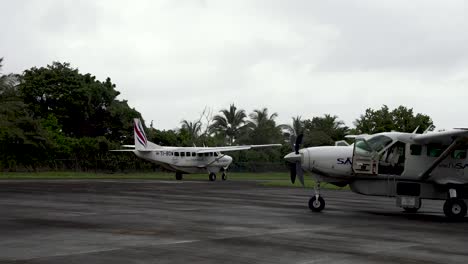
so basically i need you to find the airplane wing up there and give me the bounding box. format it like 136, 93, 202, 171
413, 128, 468, 144
196, 144, 282, 154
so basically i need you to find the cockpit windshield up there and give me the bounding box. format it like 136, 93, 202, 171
355, 135, 393, 155
367, 135, 393, 152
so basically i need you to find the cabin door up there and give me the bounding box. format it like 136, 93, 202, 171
352, 138, 379, 175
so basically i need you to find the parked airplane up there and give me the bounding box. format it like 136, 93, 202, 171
285, 128, 468, 219
112, 119, 281, 181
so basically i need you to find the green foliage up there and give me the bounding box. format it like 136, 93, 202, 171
1, 58, 438, 171
354, 105, 433, 134
1, 60, 142, 171
210, 104, 247, 145
242, 107, 283, 145
19, 62, 140, 139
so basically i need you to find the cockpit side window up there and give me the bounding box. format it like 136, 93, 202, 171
452, 149, 467, 159
427, 145, 445, 157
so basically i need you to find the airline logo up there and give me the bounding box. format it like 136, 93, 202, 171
134, 120, 147, 147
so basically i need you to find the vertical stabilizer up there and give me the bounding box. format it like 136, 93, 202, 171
134, 118, 148, 150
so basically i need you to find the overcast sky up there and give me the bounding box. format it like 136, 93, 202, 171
2, 0, 468, 130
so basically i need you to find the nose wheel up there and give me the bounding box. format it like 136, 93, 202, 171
309, 195, 325, 212
308, 182, 325, 212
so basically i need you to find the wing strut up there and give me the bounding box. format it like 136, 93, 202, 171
419, 138, 461, 181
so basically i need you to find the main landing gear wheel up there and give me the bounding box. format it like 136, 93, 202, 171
309, 196, 325, 212
175, 172, 183, 181
443, 198, 467, 219
209, 173, 216, 181
222, 173, 227, 181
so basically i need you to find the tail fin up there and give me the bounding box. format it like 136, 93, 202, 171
134, 118, 148, 150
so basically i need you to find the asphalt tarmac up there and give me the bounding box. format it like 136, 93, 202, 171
0, 179, 467, 264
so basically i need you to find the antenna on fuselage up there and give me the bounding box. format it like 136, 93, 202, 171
423, 125, 435, 134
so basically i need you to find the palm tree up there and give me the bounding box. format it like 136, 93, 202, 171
279, 115, 304, 137
180, 120, 202, 141
209, 104, 246, 145
247, 108, 278, 129
246, 107, 282, 144
0, 58, 16, 92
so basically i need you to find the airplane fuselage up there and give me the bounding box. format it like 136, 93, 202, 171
134, 147, 233, 174
300, 144, 468, 186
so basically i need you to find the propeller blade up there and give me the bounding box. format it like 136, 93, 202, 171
295, 134, 304, 154
296, 162, 305, 187
290, 163, 296, 184
290, 135, 296, 152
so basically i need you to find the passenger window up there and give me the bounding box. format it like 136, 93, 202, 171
427, 145, 445, 157
186, 152, 191, 157
175, 152, 179, 157
156, 152, 160, 155
209, 152, 213, 156
452, 149, 467, 159
198, 153, 203, 157
192, 152, 196, 156
181, 152, 185, 157
204, 153, 209, 157
410, 145, 422, 156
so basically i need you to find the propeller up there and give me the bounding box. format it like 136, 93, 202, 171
295, 134, 303, 154
286, 133, 305, 186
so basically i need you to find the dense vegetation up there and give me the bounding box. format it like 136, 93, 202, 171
0, 58, 433, 172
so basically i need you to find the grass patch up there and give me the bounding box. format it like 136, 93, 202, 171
0, 171, 349, 190
0, 171, 288, 180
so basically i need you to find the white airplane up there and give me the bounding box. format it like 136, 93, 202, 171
285, 127, 468, 219
112, 119, 281, 181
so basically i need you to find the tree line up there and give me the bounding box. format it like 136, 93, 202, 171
0, 58, 433, 171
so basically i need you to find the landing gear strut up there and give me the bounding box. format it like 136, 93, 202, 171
309, 181, 325, 212
209, 172, 216, 181
443, 188, 467, 219
222, 172, 227, 181
175, 172, 183, 181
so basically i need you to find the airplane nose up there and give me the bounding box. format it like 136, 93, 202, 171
284, 152, 301, 163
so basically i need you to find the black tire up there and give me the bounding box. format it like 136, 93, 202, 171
443, 198, 467, 219
222, 173, 227, 181
209, 173, 216, 181
309, 196, 325, 212
175, 173, 183, 181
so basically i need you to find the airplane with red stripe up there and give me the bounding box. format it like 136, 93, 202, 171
112, 119, 281, 181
